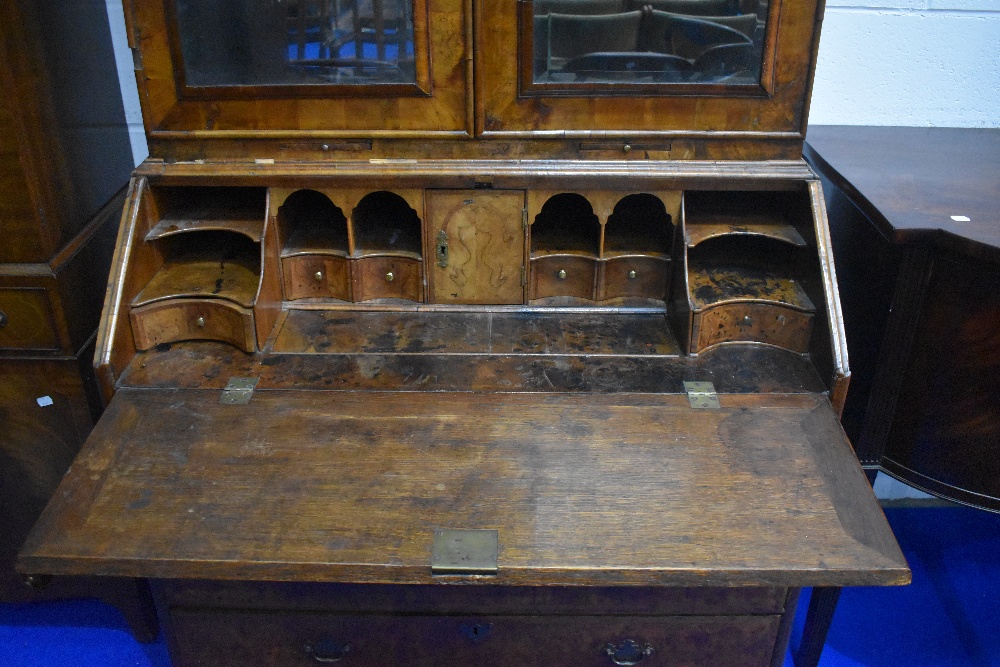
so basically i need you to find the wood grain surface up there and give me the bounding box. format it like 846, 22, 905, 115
20, 389, 908, 588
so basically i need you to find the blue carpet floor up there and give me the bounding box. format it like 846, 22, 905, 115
2, 505, 998, 666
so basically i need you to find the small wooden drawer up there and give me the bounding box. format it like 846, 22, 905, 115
0, 287, 60, 351
692, 302, 814, 354
352, 256, 423, 303
282, 255, 351, 301
169, 609, 781, 667
599, 256, 671, 301
130, 298, 256, 352
530, 255, 598, 300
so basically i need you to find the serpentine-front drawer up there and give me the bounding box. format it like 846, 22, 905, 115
0, 287, 60, 351
130, 298, 255, 352
693, 302, 814, 354
169, 609, 782, 667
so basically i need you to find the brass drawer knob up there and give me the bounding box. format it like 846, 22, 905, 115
314, 271, 324, 282
385, 271, 395, 282
604, 639, 654, 665
628, 270, 637, 280
195, 316, 206, 328
0, 310, 7, 329
557, 269, 567, 280
741, 315, 753, 327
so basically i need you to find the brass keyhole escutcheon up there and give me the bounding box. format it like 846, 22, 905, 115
386, 272, 395, 282
435, 230, 449, 268
628, 270, 638, 280
314, 271, 324, 282
557, 269, 567, 280
195, 317, 206, 328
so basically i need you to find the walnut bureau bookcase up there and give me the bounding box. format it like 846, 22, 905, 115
19, 2, 909, 666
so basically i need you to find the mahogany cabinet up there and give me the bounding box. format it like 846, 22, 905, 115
19, 2, 908, 666
806, 126, 1000, 512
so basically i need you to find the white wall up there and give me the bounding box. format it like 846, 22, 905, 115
809, 0, 1000, 126
105, 0, 148, 166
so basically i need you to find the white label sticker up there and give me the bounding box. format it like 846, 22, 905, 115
36, 396, 54, 407
950, 215, 971, 222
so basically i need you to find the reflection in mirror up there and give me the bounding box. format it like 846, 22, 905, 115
175, 0, 417, 87
532, 0, 766, 85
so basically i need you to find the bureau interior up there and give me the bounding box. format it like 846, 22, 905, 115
111, 178, 839, 396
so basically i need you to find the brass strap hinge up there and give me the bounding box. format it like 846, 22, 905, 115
220, 377, 259, 405
684, 381, 720, 409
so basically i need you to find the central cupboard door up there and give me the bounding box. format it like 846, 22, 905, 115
425, 191, 526, 304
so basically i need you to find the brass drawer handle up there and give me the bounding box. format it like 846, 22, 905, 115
0, 310, 7, 329
557, 269, 567, 280
385, 271, 395, 282
604, 639, 654, 665
304, 639, 351, 663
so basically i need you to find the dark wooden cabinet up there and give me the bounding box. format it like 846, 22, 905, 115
0, 0, 160, 641
18, 3, 908, 667
806, 126, 1000, 512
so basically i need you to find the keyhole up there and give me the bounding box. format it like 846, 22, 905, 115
459, 622, 492, 642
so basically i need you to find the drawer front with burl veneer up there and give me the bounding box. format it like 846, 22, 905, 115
130, 299, 256, 352
282, 255, 352, 301
600, 256, 671, 301
352, 256, 423, 303
530, 255, 598, 301
693, 302, 814, 354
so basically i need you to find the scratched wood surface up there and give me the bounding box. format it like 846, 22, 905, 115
20, 389, 908, 588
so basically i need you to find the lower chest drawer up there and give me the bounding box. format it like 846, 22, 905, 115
169, 609, 782, 667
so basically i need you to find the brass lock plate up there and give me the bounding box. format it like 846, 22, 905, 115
431, 528, 498, 575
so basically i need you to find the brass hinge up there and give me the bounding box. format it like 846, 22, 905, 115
521, 265, 526, 287
522, 208, 528, 231
431, 528, 499, 575
220, 377, 259, 405
131, 47, 143, 72
684, 381, 720, 409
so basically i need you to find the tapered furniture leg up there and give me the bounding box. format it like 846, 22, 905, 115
794, 586, 842, 667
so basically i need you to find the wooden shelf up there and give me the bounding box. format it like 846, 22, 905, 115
145, 187, 267, 242
685, 217, 806, 248
687, 260, 815, 311
281, 227, 350, 258
132, 248, 260, 308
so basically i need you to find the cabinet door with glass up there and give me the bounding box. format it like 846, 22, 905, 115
476, 0, 823, 150
127, 0, 470, 137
